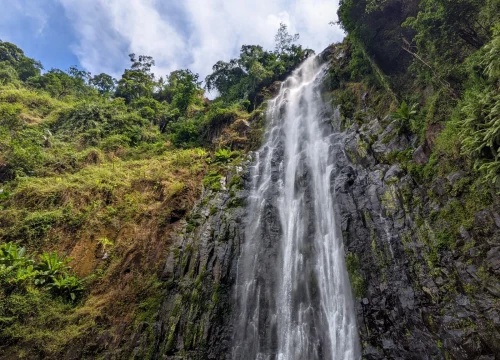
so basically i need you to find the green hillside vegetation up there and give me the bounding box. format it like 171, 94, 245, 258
0, 24, 310, 358
336, 0, 500, 187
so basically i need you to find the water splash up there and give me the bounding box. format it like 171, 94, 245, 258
232, 56, 360, 360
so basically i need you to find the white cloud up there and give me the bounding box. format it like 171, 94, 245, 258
58, 0, 344, 82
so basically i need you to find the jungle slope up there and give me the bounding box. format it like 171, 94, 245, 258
0, 25, 307, 359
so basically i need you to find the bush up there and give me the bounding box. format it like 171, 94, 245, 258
100, 134, 131, 152
0, 243, 84, 302
214, 148, 231, 163
391, 101, 418, 135
202, 172, 222, 191
0, 102, 23, 129
168, 119, 200, 148
4, 128, 44, 177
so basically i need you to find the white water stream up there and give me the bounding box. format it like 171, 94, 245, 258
232, 56, 360, 360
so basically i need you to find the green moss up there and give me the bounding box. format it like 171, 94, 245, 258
435, 230, 454, 250
345, 253, 366, 298
166, 322, 177, 352
381, 184, 398, 214
136, 278, 163, 323
202, 172, 222, 191
228, 174, 243, 190
227, 197, 245, 208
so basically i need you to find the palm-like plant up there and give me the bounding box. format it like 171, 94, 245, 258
49, 275, 84, 302
214, 148, 232, 163
391, 101, 418, 135
34, 251, 69, 286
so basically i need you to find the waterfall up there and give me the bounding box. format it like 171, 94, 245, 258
232, 56, 360, 360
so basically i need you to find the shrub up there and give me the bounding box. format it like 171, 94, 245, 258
0, 243, 84, 302
0, 102, 23, 129
214, 148, 232, 163
391, 101, 418, 135
168, 119, 200, 148
100, 134, 131, 151
202, 172, 222, 191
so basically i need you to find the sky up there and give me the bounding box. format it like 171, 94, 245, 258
0, 0, 344, 84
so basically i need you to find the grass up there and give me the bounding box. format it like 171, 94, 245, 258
0, 146, 209, 357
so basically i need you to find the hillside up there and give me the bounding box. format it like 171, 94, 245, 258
0, 25, 308, 358
1, 1, 500, 359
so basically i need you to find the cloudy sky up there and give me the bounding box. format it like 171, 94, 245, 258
0, 0, 344, 83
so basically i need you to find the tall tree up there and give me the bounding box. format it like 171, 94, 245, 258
0, 40, 42, 81
116, 54, 157, 103
90, 73, 117, 95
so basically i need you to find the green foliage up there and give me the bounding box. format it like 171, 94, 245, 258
337, 0, 500, 187
213, 148, 232, 163
47, 275, 84, 302
205, 24, 313, 105
0, 62, 20, 86
0, 102, 23, 130
346, 253, 366, 298
0, 243, 34, 286
53, 100, 154, 147
0, 243, 83, 302
202, 172, 223, 191
0, 34, 261, 357
116, 54, 156, 102
34, 252, 70, 285
454, 29, 500, 184
403, 0, 500, 86
90, 73, 116, 95
0, 40, 42, 81
4, 128, 45, 177
157, 69, 203, 113
391, 101, 418, 135
168, 119, 200, 148
28, 67, 95, 99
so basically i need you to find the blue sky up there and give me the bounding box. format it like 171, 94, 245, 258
0, 1, 80, 70
0, 0, 344, 82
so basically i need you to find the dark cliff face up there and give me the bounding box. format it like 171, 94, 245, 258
119, 167, 248, 360
127, 51, 499, 360
334, 114, 500, 359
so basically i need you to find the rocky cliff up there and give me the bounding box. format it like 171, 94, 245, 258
126, 46, 500, 360
119, 165, 248, 360
336, 113, 500, 359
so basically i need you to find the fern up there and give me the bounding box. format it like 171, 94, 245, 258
391, 101, 418, 135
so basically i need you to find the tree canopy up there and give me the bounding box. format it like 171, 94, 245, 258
205, 23, 313, 106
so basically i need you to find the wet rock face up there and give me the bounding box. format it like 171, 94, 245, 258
122, 93, 500, 360
333, 116, 500, 359
136, 118, 500, 360
120, 166, 249, 360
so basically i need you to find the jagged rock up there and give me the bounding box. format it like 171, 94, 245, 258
336, 115, 500, 359
384, 164, 403, 182
413, 143, 429, 164
126, 64, 500, 360
447, 170, 466, 186
486, 247, 500, 273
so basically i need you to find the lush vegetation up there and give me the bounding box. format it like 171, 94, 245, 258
0, 23, 308, 357
337, 0, 500, 187
0, 243, 83, 301
334, 3, 500, 355
205, 23, 313, 107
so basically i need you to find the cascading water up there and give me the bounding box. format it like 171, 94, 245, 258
232, 56, 360, 360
